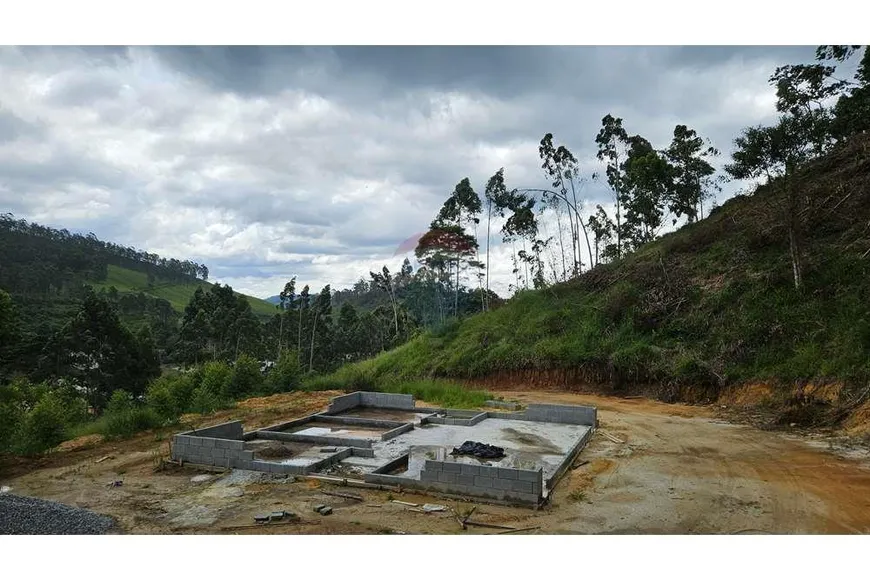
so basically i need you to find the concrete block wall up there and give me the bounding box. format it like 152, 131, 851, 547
524, 404, 597, 426
419, 460, 543, 505
256, 417, 313, 432
254, 429, 373, 449
313, 414, 405, 429
423, 412, 488, 427
359, 392, 416, 410
171, 433, 255, 469
484, 400, 521, 410
189, 420, 244, 440
544, 426, 594, 493
326, 392, 362, 414
381, 422, 414, 441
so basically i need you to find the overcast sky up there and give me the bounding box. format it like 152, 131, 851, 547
0, 46, 818, 298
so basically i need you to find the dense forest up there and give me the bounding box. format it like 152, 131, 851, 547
1, 44, 868, 456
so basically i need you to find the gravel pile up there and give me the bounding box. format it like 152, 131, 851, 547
0, 494, 117, 535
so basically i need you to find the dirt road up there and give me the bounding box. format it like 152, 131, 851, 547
3, 390, 870, 534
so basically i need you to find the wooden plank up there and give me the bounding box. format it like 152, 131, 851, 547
464, 520, 516, 530
321, 490, 364, 501
497, 526, 541, 534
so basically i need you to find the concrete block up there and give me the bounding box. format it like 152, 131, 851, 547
420, 470, 438, 482
201, 438, 216, 449
438, 472, 457, 484
240, 450, 254, 461
497, 468, 518, 480
473, 476, 493, 489
493, 478, 513, 491
511, 480, 534, 494
212, 448, 226, 459
443, 462, 461, 473
479, 465, 498, 478
518, 469, 540, 482
460, 464, 480, 476
189, 437, 203, 447
424, 460, 443, 472
458, 474, 476, 486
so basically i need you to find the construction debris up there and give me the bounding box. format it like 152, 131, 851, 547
497, 526, 541, 534
464, 520, 516, 530
599, 430, 625, 444
317, 506, 333, 516
391, 500, 419, 507
321, 490, 364, 502
95, 455, 113, 464
253, 510, 296, 524
422, 503, 447, 512
456, 506, 477, 530
107, 480, 123, 488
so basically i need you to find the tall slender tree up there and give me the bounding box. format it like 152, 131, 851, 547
595, 115, 631, 259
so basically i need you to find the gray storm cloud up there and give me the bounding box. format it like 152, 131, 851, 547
0, 45, 817, 297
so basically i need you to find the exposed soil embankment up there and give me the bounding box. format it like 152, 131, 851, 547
472, 372, 870, 438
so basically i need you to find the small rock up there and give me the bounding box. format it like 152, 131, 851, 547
313, 504, 327, 513
318, 506, 333, 516
422, 504, 446, 512
191, 475, 212, 484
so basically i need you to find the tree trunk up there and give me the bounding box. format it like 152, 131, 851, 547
388, 286, 399, 337
785, 177, 803, 291
454, 257, 459, 317
577, 213, 593, 275
555, 208, 567, 280
485, 198, 492, 311
278, 311, 284, 359
297, 308, 303, 366
308, 312, 318, 373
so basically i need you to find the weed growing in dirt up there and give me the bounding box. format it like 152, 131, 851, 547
567, 489, 586, 503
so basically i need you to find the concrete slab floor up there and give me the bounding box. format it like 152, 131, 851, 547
286, 422, 391, 439
344, 418, 591, 492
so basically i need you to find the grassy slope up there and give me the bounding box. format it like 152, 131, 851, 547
89, 264, 277, 318
329, 135, 870, 401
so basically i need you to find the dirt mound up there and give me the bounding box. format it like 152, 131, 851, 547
56, 434, 104, 452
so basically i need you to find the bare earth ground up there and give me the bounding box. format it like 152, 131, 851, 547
3, 390, 870, 534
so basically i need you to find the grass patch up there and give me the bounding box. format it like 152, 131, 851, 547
88, 264, 276, 317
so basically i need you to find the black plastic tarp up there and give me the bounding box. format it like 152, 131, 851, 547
450, 440, 506, 459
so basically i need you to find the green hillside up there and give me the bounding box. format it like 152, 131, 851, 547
90, 264, 277, 318
318, 134, 870, 404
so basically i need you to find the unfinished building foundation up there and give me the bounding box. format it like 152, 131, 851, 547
170, 392, 596, 507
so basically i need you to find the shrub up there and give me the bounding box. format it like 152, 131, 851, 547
145, 372, 202, 420
265, 351, 302, 393
99, 389, 162, 439
14, 391, 70, 456
200, 361, 231, 400
227, 354, 262, 399
190, 385, 222, 414
0, 385, 24, 453
145, 376, 180, 421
